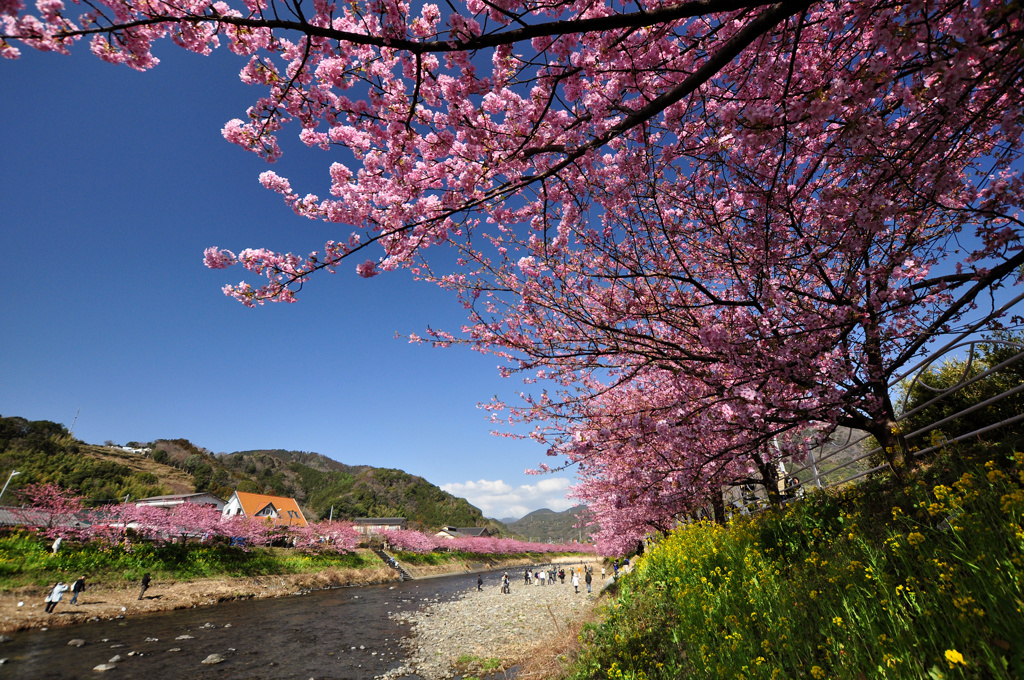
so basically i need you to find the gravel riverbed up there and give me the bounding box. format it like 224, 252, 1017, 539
384, 565, 607, 679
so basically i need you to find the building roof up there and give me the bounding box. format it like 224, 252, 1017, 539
137, 493, 226, 503
434, 526, 490, 538
455, 527, 490, 537
352, 517, 406, 524
231, 491, 308, 526
0, 506, 94, 528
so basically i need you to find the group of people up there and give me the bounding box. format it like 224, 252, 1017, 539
514, 565, 598, 594
42, 573, 153, 614
43, 576, 86, 613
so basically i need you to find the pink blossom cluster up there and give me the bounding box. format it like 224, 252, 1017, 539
385, 527, 596, 555
12, 485, 590, 555
13, 484, 358, 553
5, 0, 1024, 553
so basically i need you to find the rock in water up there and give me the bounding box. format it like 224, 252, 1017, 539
92, 664, 117, 672
201, 653, 226, 665
68, 639, 86, 647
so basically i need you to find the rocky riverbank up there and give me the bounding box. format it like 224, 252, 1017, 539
383, 560, 607, 680
0, 566, 397, 634
0, 554, 605, 636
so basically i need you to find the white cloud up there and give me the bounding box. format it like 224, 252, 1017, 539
441, 477, 575, 520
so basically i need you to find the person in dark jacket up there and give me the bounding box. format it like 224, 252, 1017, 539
70, 576, 87, 605
477, 574, 483, 591
585, 570, 593, 593
138, 573, 151, 600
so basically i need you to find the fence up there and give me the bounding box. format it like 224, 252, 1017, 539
730, 291, 1024, 514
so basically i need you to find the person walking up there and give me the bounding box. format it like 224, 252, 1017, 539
44, 582, 68, 613
70, 576, 87, 605
138, 573, 151, 600
477, 574, 483, 591
524, 569, 531, 585
585, 570, 593, 593
571, 572, 580, 594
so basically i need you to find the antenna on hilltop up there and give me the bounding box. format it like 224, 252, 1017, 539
69, 408, 81, 436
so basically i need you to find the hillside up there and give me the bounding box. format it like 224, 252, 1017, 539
505, 505, 596, 544
0, 415, 504, 533
0, 416, 169, 503
217, 449, 506, 532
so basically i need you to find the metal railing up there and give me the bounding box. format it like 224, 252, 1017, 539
728, 292, 1024, 514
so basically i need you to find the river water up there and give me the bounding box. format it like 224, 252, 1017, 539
0, 573, 482, 679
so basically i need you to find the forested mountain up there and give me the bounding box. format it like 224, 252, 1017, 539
0, 416, 174, 503
505, 506, 596, 544
217, 449, 505, 531
0, 415, 503, 532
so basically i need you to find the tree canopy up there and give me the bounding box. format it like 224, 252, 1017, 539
4, 0, 1023, 552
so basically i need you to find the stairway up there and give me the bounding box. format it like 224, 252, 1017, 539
372, 546, 413, 581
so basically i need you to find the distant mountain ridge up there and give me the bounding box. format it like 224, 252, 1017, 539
227, 449, 372, 476
505, 505, 596, 544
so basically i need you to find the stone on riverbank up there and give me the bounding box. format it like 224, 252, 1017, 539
388, 564, 604, 680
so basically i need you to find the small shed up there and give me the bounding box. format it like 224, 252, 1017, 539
435, 526, 491, 539
352, 517, 407, 535
136, 492, 227, 511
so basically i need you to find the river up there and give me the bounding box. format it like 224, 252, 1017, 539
0, 572, 483, 679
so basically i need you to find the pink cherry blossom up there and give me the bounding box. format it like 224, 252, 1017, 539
4, 0, 1024, 553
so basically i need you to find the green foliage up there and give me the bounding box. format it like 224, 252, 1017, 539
871, 333, 1024, 467
0, 531, 379, 589
570, 440, 1024, 680
235, 479, 260, 493
454, 654, 504, 677
0, 416, 166, 503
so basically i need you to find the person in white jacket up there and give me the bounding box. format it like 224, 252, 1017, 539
571, 572, 580, 594
44, 582, 68, 613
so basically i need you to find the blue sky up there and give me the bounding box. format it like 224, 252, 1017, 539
0, 45, 575, 520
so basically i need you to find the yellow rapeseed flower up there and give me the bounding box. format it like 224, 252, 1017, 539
945, 649, 965, 667
810, 665, 826, 679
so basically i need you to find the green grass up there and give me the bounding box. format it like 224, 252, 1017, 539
0, 534, 380, 589
569, 441, 1024, 680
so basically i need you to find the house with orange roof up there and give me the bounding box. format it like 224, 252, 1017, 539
222, 491, 309, 527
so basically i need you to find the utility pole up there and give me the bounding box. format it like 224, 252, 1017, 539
0, 470, 20, 502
